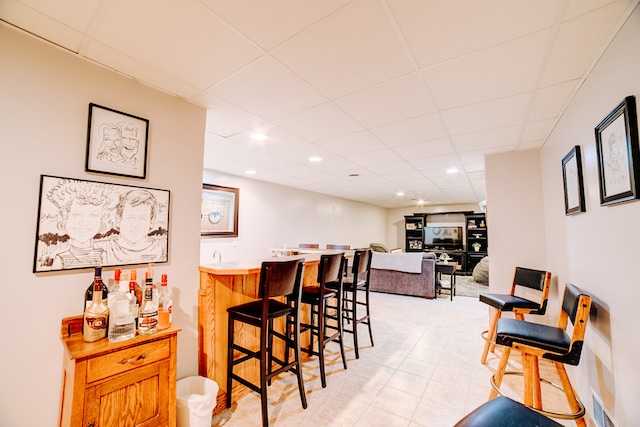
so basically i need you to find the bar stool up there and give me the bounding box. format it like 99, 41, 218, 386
479, 267, 552, 363
300, 252, 347, 388
489, 283, 592, 426
226, 259, 307, 427
329, 248, 373, 359
454, 396, 562, 427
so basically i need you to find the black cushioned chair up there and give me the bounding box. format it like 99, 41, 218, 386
454, 396, 562, 427
329, 248, 373, 359
226, 259, 307, 427
489, 283, 592, 426
479, 267, 552, 363
300, 252, 347, 388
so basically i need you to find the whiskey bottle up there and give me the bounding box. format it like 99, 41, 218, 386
83, 267, 109, 342
84, 268, 108, 310
129, 269, 142, 307
107, 270, 136, 342
157, 274, 173, 330
138, 271, 158, 335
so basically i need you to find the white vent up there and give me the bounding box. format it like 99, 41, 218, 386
591, 389, 616, 427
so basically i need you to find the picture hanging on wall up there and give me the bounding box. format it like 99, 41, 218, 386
201, 184, 239, 237
595, 95, 640, 206
85, 103, 149, 179
561, 145, 586, 215
33, 175, 170, 272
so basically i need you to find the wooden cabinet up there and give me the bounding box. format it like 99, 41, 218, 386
404, 214, 426, 252
59, 316, 180, 427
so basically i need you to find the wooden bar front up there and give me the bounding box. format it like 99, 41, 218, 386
198, 256, 320, 411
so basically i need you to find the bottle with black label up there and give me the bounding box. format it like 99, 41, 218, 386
138, 271, 158, 335
83, 267, 109, 342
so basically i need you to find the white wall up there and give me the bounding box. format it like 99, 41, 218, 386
0, 25, 205, 426
200, 170, 388, 264
538, 6, 640, 425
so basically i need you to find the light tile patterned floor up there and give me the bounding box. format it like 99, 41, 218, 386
210, 292, 591, 426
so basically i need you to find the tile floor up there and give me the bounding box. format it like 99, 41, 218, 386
210, 292, 591, 426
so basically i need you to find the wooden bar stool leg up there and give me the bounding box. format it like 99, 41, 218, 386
532, 356, 542, 410
481, 309, 500, 363
523, 353, 534, 408
489, 346, 511, 399
555, 362, 586, 427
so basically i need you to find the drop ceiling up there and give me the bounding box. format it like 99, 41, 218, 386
2, 0, 637, 207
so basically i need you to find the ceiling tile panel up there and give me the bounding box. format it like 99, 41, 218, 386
348, 149, 405, 168
316, 131, 386, 156
272, 0, 414, 98
528, 80, 579, 121
371, 113, 447, 147
209, 55, 326, 121
17, 0, 102, 32
393, 138, 455, 160
204, 99, 267, 138
423, 30, 551, 110
94, 0, 263, 89
334, 72, 436, 128
274, 103, 363, 142
452, 127, 522, 152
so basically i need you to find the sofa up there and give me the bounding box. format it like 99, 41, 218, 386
369, 252, 436, 299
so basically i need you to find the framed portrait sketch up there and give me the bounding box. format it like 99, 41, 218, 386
562, 145, 586, 215
34, 175, 170, 272
85, 103, 149, 179
201, 184, 239, 237
595, 95, 640, 206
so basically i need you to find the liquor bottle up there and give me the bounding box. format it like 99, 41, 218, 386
147, 264, 159, 305
84, 268, 108, 310
129, 269, 142, 308
138, 271, 158, 335
106, 268, 121, 307
128, 273, 140, 330
83, 267, 109, 342
107, 270, 136, 342
157, 274, 173, 330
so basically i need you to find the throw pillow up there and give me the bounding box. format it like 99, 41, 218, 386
369, 243, 389, 253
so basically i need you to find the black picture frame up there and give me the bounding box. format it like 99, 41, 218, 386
85, 103, 149, 179
595, 96, 640, 206
34, 175, 169, 272
201, 184, 239, 237
562, 145, 586, 215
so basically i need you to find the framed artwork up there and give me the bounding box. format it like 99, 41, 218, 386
85, 103, 149, 179
562, 145, 586, 215
34, 175, 169, 272
201, 184, 239, 237
595, 95, 640, 206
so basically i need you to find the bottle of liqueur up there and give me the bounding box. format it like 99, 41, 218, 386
138, 271, 158, 335
84, 267, 108, 310
107, 270, 136, 342
83, 267, 109, 342
157, 274, 173, 330
129, 269, 142, 309
128, 273, 140, 330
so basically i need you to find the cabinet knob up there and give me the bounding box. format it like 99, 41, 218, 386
119, 353, 147, 364
87, 423, 95, 427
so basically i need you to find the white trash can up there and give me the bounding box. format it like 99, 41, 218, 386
176, 376, 219, 427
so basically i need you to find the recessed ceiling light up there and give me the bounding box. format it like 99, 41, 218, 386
446, 167, 459, 174
396, 192, 405, 197
417, 199, 425, 206
309, 156, 322, 162
245, 170, 256, 175
250, 133, 267, 140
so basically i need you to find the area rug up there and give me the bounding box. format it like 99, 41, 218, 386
452, 274, 488, 298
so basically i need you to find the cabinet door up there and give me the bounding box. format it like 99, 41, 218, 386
84, 360, 170, 427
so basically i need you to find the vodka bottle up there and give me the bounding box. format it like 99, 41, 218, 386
157, 274, 173, 330
83, 267, 109, 342
106, 268, 121, 307
107, 271, 136, 342
138, 271, 158, 335
127, 273, 140, 330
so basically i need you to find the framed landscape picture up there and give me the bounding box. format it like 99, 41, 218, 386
595, 96, 640, 206
34, 175, 169, 272
85, 103, 149, 179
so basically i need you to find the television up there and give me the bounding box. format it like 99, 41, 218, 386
425, 226, 463, 249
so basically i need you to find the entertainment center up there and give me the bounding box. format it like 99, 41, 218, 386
404, 211, 487, 275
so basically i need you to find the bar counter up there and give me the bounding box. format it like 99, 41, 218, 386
198, 254, 323, 411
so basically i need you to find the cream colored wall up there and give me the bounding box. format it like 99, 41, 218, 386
200, 170, 388, 264
0, 25, 205, 426
538, 7, 640, 425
